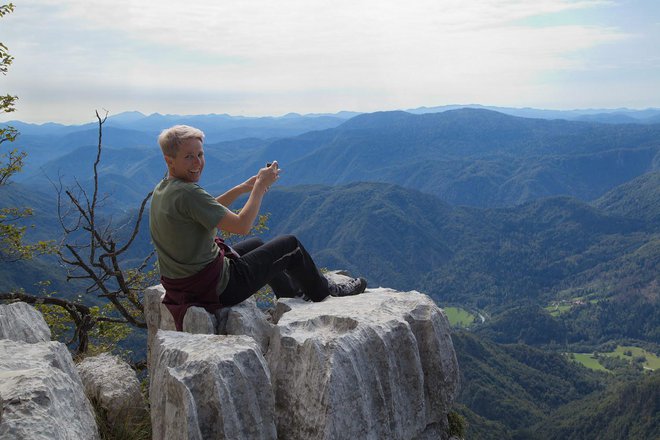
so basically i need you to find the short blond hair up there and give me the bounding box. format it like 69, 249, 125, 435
158, 125, 205, 157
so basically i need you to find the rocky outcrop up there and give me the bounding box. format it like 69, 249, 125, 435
77, 353, 149, 426
0, 301, 51, 343
268, 289, 458, 439
0, 302, 99, 440
150, 330, 277, 440
0, 339, 100, 440
147, 287, 459, 440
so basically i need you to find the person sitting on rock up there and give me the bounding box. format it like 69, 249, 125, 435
149, 125, 367, 331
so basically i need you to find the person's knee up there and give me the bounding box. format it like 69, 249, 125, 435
251, 237, 265, 247
270, 234, 297, 245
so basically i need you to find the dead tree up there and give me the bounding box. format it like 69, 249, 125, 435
52, 110, 155, 352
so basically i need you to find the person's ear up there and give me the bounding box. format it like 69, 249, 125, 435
164, 155, 174, 168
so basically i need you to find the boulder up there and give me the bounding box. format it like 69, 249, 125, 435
266, 288, 459, 440
150, 330, 277, 440
76, 353, 148, 426
0, 339, 99, 440
0, 301, 51, 343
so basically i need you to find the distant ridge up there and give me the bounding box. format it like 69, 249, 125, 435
4, 104, 660, 130
405, 104, 660, 124
14, 107, 660, 209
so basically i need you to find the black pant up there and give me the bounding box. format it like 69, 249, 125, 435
219, 235, 330, 306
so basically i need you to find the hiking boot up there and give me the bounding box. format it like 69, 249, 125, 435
328, 276, 368, 297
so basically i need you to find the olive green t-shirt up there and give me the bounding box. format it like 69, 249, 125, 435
149, 178, 230, 292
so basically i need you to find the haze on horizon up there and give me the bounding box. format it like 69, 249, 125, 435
1, 0, 659, 124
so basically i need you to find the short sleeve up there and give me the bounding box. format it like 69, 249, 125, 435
182, 184, 229, 230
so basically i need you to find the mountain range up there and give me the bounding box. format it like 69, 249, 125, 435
9, 108, 660, 211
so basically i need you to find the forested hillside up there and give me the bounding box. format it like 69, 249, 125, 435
452, 331, 603, 439
531, 371, 659, 440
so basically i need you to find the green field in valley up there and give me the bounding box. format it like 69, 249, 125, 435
570, 346, 659, 372
602, 346, 660, 371
444, 307, 476, 328
571, 353, 609, 372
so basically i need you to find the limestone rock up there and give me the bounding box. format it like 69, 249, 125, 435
144, 285, 164, 337
223, 296, 274, 354
0, 301, 51, 343
0, 339, 99, 440
267, 288, 459, 440
77, 353, 148, 426
150, 330, 277, 440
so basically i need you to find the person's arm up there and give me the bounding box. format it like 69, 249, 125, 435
215, 176, 256, 206
217, 162, 280, 235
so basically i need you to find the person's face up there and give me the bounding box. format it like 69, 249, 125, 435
165, 138, 205, 183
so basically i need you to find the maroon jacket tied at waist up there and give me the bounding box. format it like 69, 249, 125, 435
160, 238, 237, 331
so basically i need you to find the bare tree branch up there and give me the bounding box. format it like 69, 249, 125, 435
53, 111, 153, 345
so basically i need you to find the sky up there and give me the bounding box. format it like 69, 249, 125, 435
1, 0, 659, 124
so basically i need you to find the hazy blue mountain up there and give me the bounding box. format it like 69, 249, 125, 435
1, 120, 92, 136
14, 126, 156, 177
247, 109, 660, 206
3, 111, 352, 151
406, 104, 660, 124
106, 112, 347, 143
10, 108, 660, 207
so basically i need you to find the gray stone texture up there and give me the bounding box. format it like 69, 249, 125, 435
0, 339, 99, 440
0, 301, 51, 343
77, 352, 148, 426
267, 288, 459, 440
150, 330, 277, 440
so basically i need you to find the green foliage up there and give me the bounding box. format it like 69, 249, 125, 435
0, 143, 22, 183
34, 296, 133, 357
0, 206, 55, 261
447, 410, 467, 438
0, 3, 17, 115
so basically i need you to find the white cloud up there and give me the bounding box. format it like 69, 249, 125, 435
1, 0, 653, 123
